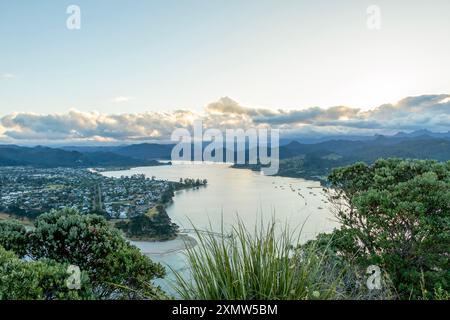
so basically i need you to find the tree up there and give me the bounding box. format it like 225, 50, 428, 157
327, 159, 450, 299
28, 208, 166, 299
116, 204, 178, 240
161, 186, 174, 203
0, 247, 93, 300
0, 220, 29, 258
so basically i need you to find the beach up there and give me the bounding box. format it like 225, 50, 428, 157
130, 234, 197, 256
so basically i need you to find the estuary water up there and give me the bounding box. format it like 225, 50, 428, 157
102, 162, 338, 294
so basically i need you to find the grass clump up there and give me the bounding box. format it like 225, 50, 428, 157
174, 219, 346, 300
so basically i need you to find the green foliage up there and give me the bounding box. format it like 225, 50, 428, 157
429, 287, 450, 300
302, 232, 395, 299
420, 274, 450, 300
241, 137, 450, 182
174, 219, 346, 300
116, 205, 178, 240
0, 247, 93, 300
327, 158, 450, 299
0, 145, 159, 168
0, 220, 29, 258
28, 208, 166, 299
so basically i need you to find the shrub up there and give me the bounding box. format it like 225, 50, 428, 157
0, 220, 29, 258
174, 219, 346, 300
28, 208, 166, 299
327, 159, 450, 299
302, 232, 395, 299
0, 247, 93, 300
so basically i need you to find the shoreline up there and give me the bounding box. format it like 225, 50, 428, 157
130, 234, 198, 256
231, 164, 329, 185
92, 160, 172, 173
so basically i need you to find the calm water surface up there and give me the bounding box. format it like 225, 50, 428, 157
102, 162, 338, 294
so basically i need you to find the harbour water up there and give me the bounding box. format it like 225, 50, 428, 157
102, 162, 338, 294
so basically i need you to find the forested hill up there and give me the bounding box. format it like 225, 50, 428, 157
62, 143, 174, 160
280, 135, 450, 162
270, 136, 450, 180
2, 132, 450, 170
237, 134, 450, 181
0, 145, 161, 168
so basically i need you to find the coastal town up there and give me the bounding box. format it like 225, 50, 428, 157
0, 167, 205, 220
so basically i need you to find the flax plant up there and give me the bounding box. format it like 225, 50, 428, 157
173, 219, 344, 300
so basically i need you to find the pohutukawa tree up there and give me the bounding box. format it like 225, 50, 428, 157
326, 158, 450, 299
0, 209, 167, 299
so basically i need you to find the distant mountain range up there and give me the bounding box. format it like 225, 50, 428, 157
392, 129, 450, 139
241, 130, 450, 181
264, 133, 450, 181
280, 129, 450, 144
280, 135, 450, 162
61, 143, 174, 160
1, 130, 449, 169
0, 145, 162, 168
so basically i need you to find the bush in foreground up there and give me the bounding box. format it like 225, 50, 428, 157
1, 209, 167, 299
327, 158, 450, 299
28, 209, 167, 299
0, 247, 92, 300
0, 220, 29, 258
174, 219, 365, 300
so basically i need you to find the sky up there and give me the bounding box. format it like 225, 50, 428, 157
0, 0, 449, 144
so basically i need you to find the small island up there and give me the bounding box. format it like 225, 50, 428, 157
114, 204, 179, 241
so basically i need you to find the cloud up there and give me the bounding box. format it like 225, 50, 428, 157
0, 109, 193, 142
1, 94, 449, 143
204, 95, 450, 131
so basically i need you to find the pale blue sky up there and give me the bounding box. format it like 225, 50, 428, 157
1, 0, 450, 116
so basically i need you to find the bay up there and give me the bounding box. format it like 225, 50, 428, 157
101, 162, 338, 295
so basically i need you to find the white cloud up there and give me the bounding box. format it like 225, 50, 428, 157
1, 94, 449, 143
